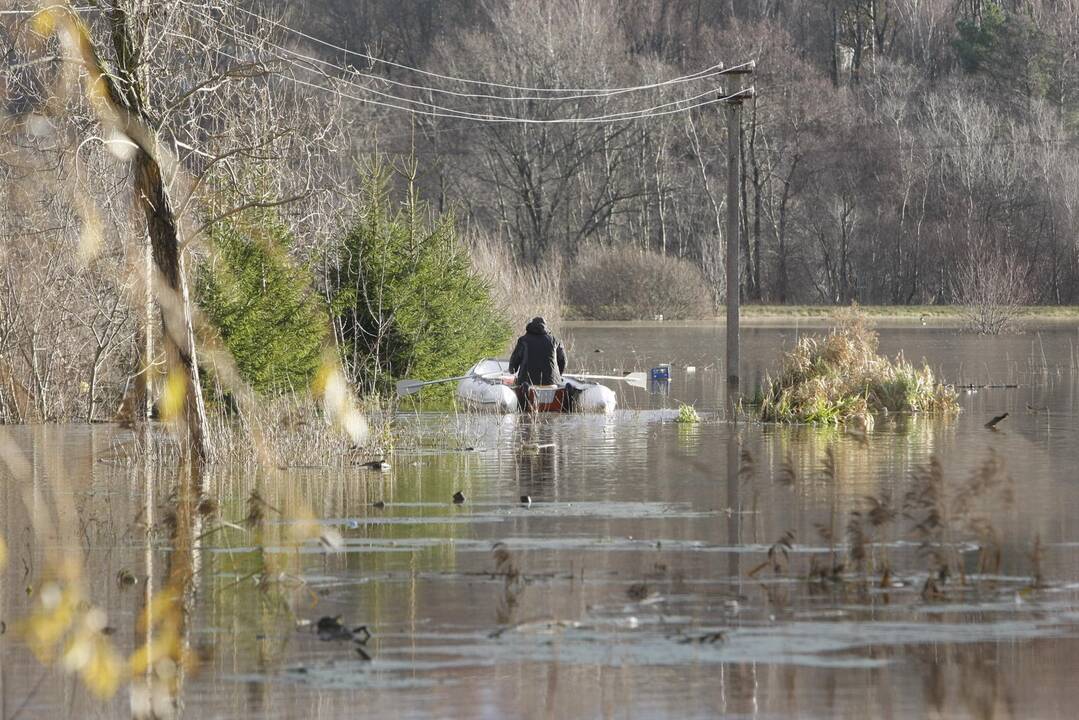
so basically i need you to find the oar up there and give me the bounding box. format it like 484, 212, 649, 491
396, 371, 505, 398
564, 372, 649, 389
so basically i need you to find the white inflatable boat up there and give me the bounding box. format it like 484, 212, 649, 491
456, 359, 617, 413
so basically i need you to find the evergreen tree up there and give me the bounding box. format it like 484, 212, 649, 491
197, 207, 327, 395
331, 166, 510, 397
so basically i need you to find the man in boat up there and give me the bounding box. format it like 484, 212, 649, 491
508, 316, 566, 387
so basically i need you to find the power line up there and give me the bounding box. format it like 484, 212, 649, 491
214, 42, 754, 124
200, 17, 756, 125
191, 5, 747, 104
229, 42, 747, 123
230, 4, 751, 96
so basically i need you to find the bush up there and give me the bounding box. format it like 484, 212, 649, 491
565, 245, 712, 320
759, 308, 959, 426
954, 243, 1031, 334
196, 207, 327, 395
331, 166, 510, 397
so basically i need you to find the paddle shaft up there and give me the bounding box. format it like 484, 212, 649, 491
396, 370, 507, 397
564, 372, 648, 388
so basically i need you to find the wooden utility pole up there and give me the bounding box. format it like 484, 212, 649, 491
725, 98, 740, 388
722, 65, 755, 390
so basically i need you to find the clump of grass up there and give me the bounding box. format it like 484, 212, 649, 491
759, 307, 959, 426
674, 404, 701, 423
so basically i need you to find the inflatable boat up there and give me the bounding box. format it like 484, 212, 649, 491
456, 359, 617, 413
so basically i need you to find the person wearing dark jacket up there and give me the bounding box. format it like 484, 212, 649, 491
508, 316, 566, 386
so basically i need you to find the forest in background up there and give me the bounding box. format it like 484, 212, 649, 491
296, 0, 1079, 306
1, 0, 1078, 422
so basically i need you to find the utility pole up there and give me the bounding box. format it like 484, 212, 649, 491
721, 64, 755, 390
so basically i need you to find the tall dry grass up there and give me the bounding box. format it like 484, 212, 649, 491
470, 236, 563, 341
759, 307, 960, 426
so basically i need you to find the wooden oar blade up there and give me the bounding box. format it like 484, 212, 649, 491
622, 372, 648, 388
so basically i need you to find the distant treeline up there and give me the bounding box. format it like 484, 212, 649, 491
2, 0, 1077, 422
292, 0, 1079, 305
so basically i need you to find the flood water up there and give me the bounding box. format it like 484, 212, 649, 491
3, 320, 1079, 719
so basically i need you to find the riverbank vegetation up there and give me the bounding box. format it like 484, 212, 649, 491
565, 245, 713, 320
758, 311, 960, 426
329, 166, 509, 399
3, 0, 1078, 426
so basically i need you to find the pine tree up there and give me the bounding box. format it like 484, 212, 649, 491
197, 207, 327, 395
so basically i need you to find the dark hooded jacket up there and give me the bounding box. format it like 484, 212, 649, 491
508, 317, 566, 385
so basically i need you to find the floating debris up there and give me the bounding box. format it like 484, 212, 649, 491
452, 491, 465, 504
676, 631, 725, 644
314, 616, 372, 645
372, 500, 386, 509
315, 616, 350, 640
626, 583, 650, 601
318, 529, 344, 551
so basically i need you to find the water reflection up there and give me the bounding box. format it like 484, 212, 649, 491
3, 324, 1079, 717
514, 417, 559, 501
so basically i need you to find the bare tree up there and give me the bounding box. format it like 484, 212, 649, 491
954, 240, 1032, 334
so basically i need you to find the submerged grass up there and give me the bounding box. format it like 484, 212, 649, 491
759, 308, 959, 426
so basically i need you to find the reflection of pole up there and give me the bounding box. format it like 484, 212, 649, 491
142, 423, 154, 687
726, 428, 741, 581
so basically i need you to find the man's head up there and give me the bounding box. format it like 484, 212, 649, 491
525, 316, 548, 334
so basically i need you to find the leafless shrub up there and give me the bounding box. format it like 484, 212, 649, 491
954, 242, 1032, 334
565, 244, 712, 320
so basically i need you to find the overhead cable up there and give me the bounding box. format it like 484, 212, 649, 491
229, 4, 752, 96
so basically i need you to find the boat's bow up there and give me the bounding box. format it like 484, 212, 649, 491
456, 359, 518, 412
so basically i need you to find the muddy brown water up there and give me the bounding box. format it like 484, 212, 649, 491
3, 320, 1079, 718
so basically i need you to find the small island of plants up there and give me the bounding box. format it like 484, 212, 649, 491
758, 310, 959, 427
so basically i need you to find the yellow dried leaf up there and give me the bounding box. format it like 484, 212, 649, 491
159, 370, 187, 423
30, 7, 59, 37
128, 629, 180, 677
75, 194, 103, 262
81, 637, 124, 698
313, 356, 367, 444
0, 536, 7, 569
22, 582, 79, 663
136, 589, 180, 633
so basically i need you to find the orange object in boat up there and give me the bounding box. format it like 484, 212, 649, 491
515, 384, 570, 412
